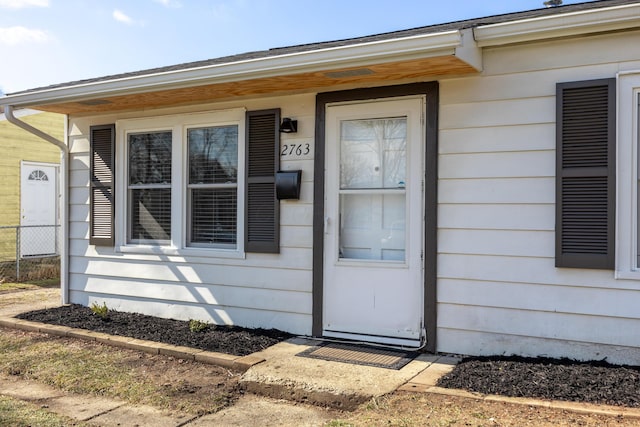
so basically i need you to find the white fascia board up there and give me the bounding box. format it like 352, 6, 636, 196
475, 3, 640, 47
1, 30, 465, 108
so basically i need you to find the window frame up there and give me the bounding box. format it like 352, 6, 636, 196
616, 71, 640, 279
115, 109, 246, 258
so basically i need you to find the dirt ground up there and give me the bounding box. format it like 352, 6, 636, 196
2, 327, 638, 427
0, 286, 640, 427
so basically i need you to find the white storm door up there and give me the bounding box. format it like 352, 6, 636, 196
20, 162, 58, 257
323, 97, 424, 347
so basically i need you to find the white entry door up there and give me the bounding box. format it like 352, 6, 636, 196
323, 97, 425, 347
20, 162, 58, 257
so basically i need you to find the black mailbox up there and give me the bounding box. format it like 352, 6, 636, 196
276, 170, 302, 200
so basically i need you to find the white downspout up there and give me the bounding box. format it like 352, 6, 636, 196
4, 105, 70, 305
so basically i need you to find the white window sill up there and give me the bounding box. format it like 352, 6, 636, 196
614, 269, 640, 281
116, 245, 246, 260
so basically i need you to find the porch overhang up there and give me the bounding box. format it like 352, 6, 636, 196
1, 28, 481, 115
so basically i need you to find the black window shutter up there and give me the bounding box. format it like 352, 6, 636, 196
245, 109, 280, 253
556, 79, 615, 269
90, 124, 115, 246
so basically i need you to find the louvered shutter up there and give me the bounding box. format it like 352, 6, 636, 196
556, 79, 615, 269
245, 109, 280, 253
90, 124, 115, 246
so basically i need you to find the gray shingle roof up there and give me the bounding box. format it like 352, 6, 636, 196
8, 0, 637, 96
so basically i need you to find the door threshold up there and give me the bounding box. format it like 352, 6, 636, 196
321, 330, 425, 351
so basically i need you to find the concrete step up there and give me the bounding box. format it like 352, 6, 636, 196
239, 337, 436, 410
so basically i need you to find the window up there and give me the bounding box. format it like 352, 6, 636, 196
187, 125, 238, 248
28, 170, 49, 181
615, 72, 640, 278
97, 108, 280, 254
127, 131, 172, 243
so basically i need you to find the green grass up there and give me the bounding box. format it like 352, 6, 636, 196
0, 395, 85, 427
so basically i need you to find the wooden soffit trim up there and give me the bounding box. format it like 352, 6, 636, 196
37, 55, 478, 115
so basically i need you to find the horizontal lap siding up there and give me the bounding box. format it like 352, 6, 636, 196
69, 274, 311, 315
439, 305, 640, 348
68, 288, 311, 335
67, 95, 315, 335
68, 253, 312, 288
437, 31, 640, 363
439, 278, 640, 320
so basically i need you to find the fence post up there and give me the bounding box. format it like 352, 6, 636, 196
15, 226, 20, 281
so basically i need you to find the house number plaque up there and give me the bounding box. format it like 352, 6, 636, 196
280, 142, 312, 159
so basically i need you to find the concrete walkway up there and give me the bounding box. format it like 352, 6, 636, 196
2, 287, 640, 426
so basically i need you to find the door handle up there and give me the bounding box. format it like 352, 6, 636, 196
324, 216, 330, 234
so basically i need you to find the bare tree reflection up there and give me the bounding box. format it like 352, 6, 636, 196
340, 118, 406, 189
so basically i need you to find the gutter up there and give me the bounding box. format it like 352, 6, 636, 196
4, 105, 70, 305
474, 2, 640, 47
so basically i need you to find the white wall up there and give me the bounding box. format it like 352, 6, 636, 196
67, 94, 315, 335
436, 29, 640, 364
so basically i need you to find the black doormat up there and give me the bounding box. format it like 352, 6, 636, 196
296, 342, 417, 370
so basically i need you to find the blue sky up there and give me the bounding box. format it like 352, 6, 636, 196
1, 0, 596, 94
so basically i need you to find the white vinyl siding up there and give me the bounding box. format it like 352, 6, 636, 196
437, 30, 640, 364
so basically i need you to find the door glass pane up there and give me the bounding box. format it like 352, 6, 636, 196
340, 118, 406, 189
340, 193, 405, 261
339, 117, 407, 261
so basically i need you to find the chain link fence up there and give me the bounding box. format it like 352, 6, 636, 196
0, 225, 61, 282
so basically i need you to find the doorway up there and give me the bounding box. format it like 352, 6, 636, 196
323, 97, 424, 347
313, 83, 439, 351
20, 161, 59, 257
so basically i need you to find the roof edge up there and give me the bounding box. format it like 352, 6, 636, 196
475, 2, 640, 46
0, 30, 463, 109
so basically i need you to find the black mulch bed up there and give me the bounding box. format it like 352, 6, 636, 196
437, 355, 640, 408
16, 304, 292, 357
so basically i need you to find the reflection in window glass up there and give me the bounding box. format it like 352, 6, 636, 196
189, 126, 238, 184
188, 125, 238, 248
129, 132, 172, 185
340, 118, 406, 189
